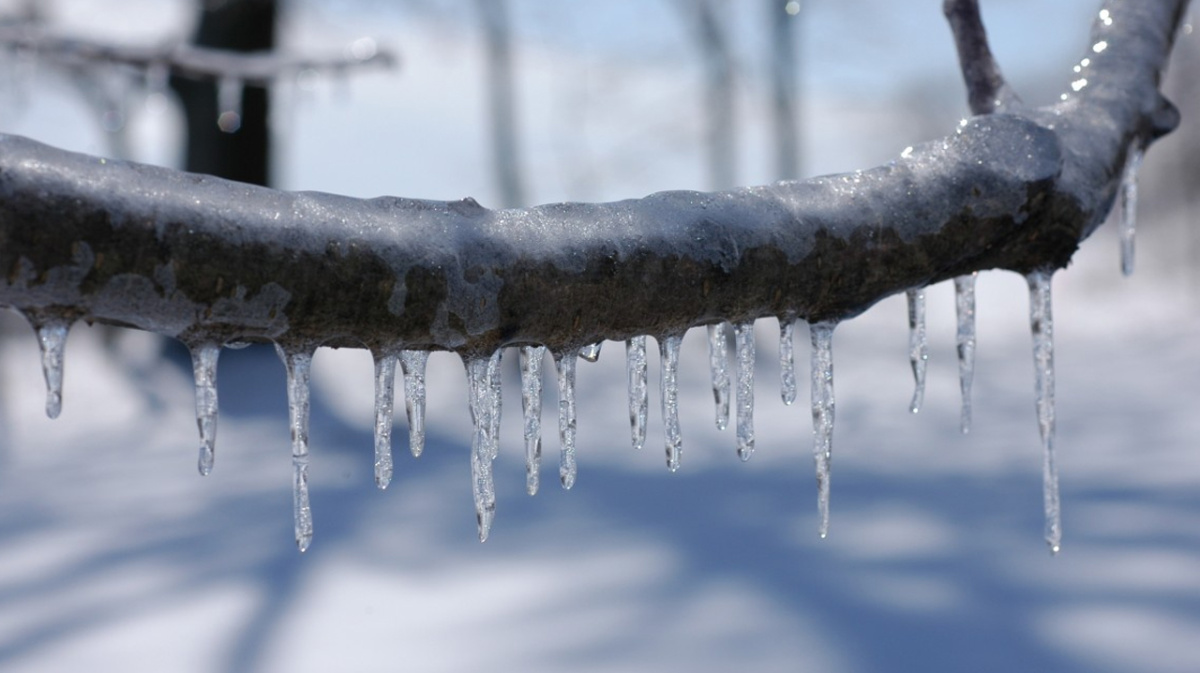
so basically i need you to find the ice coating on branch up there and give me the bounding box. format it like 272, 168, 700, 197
779, 317, 797, 406
906, 289, 928, 414
276, 344, 314, 553
190, 342, 221, 476
954, 274, 977, 434
554, 350, 579, 489
626, 337, 648, 451
399, 350, 428, 457
1120, 147, 1143, 276
1027, 271, 1061, 554
372, 353, 397, 489
706, 323, 730, 430
217, 76, 243, 133
810, 321, 837, 538
519, 345, 546, 495
661, 334, 684, 471
734, 322, 755, 461
465, 354, 499, 541
29, 314, 70, 420
579, 342, 603, 363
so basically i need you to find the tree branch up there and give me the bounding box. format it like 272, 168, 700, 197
0, 0, 1186, 358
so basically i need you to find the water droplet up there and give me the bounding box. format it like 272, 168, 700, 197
519, 345, 546, 495
626, 336, 648, 451
217, 76, 243, 133
661, 334, 684, 471
579, 341, 603, 362
906, 289, 928, 414
1027, 271, 1061, 554
554, 349, 579, 489
734, 322, 756, 461
372, 352, 397, 489
810, 321, 837, 538
954, 274, 977, 434
779, 317, 797, 405
399, 350, 429, 457
1120, 147, 1144, 276
190, 342, 221, 476
276, 344, 315, 553
706, 323, 730, 430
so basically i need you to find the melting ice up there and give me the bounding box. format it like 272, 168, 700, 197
779, 317, 797, 406
906, 289, 927, 414
276, 344, 315, 553
372, 353, 397, 489
954, 274, 977, 433
706, 323, 730, 430
626, 336, 648, 451
661, 334, 684, 471
1120, 147, 1143, 277
734, 321, 755, 461
555, 349, 579, 489
1027, 271, 1061, 554
30, 314, 70, 420
191, 342, 221, 476
810, 322, 837, 538
399, 350, 429, 457
519, 345, 546, 495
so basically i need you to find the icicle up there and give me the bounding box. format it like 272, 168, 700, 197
779, 316, 797, 406
554, 349, 579, 489
372, 353, 397, 490
661, 334, 684, 471
519, 346, 546, 495
399, 350, 428, 457
954, 274, 978, 434
734, 321, 756, 461
1119, 147, 1144, 277
190, 342, 221, 476
276, 344, 315, 553
579, 341, 603, 363
217, 76, 243, 133
487, 349, 503, 460
626, 337, 649, 451
706, 323, 730, 430
465, 355, 499, 541
1027, 271, 1061, 554
31, 315, 70, 420
810, 321, 837, 538
906, 288, 928, 414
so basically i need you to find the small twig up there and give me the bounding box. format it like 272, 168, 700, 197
944, 0, 1019, 115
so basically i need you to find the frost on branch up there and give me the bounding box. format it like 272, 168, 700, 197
0, 0, 1187, 549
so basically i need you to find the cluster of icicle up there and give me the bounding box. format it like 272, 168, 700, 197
19, 150, 1145, 555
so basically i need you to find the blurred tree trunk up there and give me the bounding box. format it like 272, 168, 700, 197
769, 0, 801, 180
476, 0, 526, 208
692, 0, 736, 190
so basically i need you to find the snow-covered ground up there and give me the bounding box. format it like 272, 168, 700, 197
1, 1, 1198, 672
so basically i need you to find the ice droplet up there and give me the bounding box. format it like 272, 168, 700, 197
810, 321, 837, 538
190, 342, 221, 476
217, 76, 243, 133
734, 321, 755, 461
1027, 271, 1061, 554
519, 345, 546, 495
579, 341, 603, 362
707, 323, 730, 430
30, 315, 70, 420
399, 350, 429, 457
906, 289, 928, 414
554, 349, 579, 489
465, 354, 499, 542
626, 336, 648, 451
372, 353, 397, 489
1120, 147, 1143, 277
954, 274, 978, 434
661, 334, 684, 471
276, 344, 315, 553
779, 317, 797, 405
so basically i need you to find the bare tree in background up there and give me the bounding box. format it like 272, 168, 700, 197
768, 0, 801, 180
476, 0, 526, 208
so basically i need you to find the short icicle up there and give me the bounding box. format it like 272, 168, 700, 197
810, 321, 837, 539
1027, 271, 1061, 554
372, 352, 397, 489
276, 344, 315, 553
487, 349, 503, 460
734, 321, 756, 461
954, 274, 978, 434
706, 323, 730, 430
554, 349, 580, 489
906, 289, 928, 414
579, 342, 603, 363
626, 337, 649, 451
464, 355, 498, 541
29, 313, 71, 420
190, 342, 221, 476
1119, 147, 1144, 277
779, 316, 797, 406
661, 334, 684, 471
519, 346, 546, 496
399, 350, 429, 457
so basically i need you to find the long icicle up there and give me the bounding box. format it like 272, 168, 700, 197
465, 355, 497, 541
734, 321, 755, 461
28, 312, 71, 420
954, 273, 978, 434
810, 321, 837, 539
1120, 147, 1144, 277
706, 323, 730, 430
555, 349, 580, 489
399, 350, 429, 458
906, 288, 928, 414
487, 349, 503, 462
277, 344, 315, 553
191, 342, 221, 476
372, 352, 397, 489
519, 345, 546, 496
780, 316, 797, 406
626, 337, 648, 451
1027, 271, 1061, 554
661, 334, 684, 471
